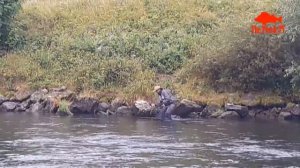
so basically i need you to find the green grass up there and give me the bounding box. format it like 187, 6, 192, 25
58, 100, 73, 116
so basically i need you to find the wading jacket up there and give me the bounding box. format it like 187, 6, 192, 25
159, 89, 177, 106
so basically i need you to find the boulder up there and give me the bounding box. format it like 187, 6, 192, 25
225, 103, 249, 118
98, 102, 110, 113
255, 108, 280, 120
25, 98, 58, 113
248, 109, 262, 118
69, 98, 99, 115
1, 88, 74, 114
47, 89, 75, 101
30, 102, 45, 113
30, 90, 48, 103
110, 98, 126, 112
13, 91, 32, 102
200, 105, 220, 118
0, 96, 8, 105
132, 100, 156, 117
189, 112, 201, 118
219, 111, 240, 120
116, 106, 132, 116
210, 109, 224, 118
278, 112, 293, 121
20, 99, 33, 109
172, 99, 204, 118
286, 102, 296, 109
43, 98, 59, 114
0, 102, 19, 112
15, 106, 27, 112
290, 105, 300, 116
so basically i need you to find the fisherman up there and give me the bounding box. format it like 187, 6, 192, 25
153, 86, 177, 121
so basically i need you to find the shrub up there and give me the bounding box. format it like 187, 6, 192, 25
177, 0, 299, 93
58, 100, 69, 112
0, 0, 20, 46
58, 100, 73, 116
124, 70, 156, 103
279, 0, 300, 90
196, 35, 292, 91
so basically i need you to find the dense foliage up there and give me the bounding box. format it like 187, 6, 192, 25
0, 0, 20, 46
179, 0, 300, 93
280, 0, 300, 90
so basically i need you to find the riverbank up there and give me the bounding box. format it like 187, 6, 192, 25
1, 86, 299, 122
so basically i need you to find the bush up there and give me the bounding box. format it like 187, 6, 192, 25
177, 0, 300, 93
124, 70, 156, 103
58, 100, 73, 116
197, 35, 292, 91
58, 100, 70, 112
0, 0, 20, 46
279, 0, 300, 90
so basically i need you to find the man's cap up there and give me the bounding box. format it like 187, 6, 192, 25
153, 86, 161, 92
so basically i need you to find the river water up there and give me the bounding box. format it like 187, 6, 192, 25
0, 112, 300, 168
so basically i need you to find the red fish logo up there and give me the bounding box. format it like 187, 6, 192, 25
251, 12, 285, 34
255, 12, 282, 25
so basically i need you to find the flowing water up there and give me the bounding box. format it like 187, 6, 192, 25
0, 112, 300, 167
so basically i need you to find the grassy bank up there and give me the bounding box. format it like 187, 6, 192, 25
0, 0, 299, 105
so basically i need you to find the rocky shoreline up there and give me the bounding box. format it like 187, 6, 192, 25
0, 87, 300, 122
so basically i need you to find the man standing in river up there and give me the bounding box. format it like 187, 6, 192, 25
153, 86, 177, 121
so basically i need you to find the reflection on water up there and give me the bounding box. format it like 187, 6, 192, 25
0, 112, 300, 167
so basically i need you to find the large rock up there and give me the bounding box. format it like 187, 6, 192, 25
189, 112, 201, 118
30, 88, 74, 104
255, 108, 280, 120
248, 109, 262, 118
290, 104, 300, 116
15, 106, 27, 112
30, 89, 48, 103
132, 100, 156, 117
43, 98, 59, 114
0, 102, 20, 112
47, 89, 75, 101
278, 112, 293, 121
0, 96, 8, 105
13, 91, 32, 102
219, 111, 240, 120
25, 98, 58, 113
98, 102, 110, 113
210, 109, 224, 118
172, 99, 204, 118
116, 106, 132, 116
200, 105, 220, 118
20, 99, 33, 109
1, 87, 74, 114
30, 102, 45, 113
69, 98, 100, 115
225, 104, 249, 118
110, 98, 126, 112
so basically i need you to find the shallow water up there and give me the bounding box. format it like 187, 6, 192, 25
0, 112, 300, 167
